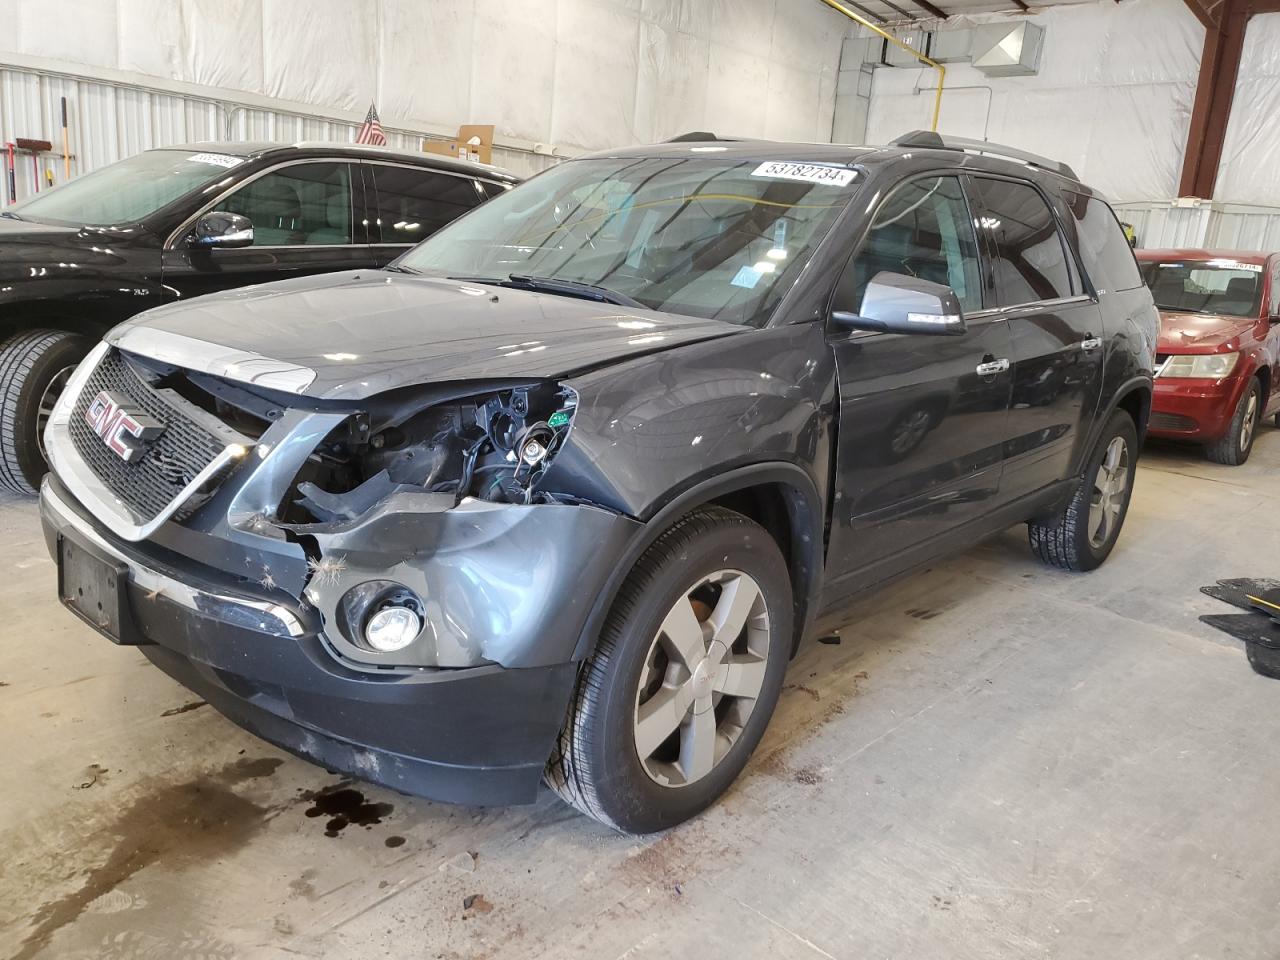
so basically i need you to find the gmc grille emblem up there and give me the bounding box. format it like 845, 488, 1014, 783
84, 390, 165, 462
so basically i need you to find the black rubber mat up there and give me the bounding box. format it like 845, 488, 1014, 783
1200, 613, 1280, 649
1247, 642, 1280, 680
1200, 579, 1280, 622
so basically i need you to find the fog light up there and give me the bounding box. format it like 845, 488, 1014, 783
364, 604, 421, 652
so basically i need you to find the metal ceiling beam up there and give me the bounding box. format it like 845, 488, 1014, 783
842, 0, 888, 21
1178, 0, 1280, 197
912, 0, 950, 18
878, 0, 923, 20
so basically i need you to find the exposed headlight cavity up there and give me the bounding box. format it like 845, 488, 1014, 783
281, 382, 579, 525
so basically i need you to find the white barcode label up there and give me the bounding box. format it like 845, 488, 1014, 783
188, 152, 244, 168
750, 161, 855, 187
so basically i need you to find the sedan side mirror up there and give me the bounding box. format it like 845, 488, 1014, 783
832, 272, 967, 337
190, 211, 253, 249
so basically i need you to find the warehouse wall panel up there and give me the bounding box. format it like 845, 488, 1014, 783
865, 0, 1203, 203
0, 0, 848, 162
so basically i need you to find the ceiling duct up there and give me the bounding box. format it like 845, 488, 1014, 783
882, 29, 931, 68
971, 21, 1044, 77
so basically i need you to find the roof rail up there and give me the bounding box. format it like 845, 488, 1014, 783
891, 130, 1079, 182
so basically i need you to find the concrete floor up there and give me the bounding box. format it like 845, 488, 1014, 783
3, 429, 1279, 960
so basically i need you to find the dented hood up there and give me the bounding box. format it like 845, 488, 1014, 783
108, 270, 743, 399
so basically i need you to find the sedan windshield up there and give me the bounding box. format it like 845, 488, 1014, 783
397, 155, 861, 326
10, 149, 245, 227
1141, 260, 1263, 318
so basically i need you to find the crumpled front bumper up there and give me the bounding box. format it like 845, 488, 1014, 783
40, 476, 635, 806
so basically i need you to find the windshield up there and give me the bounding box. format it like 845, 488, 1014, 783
397, 155, 861, 326
1141, 259, 1263, 318
10, 149, 246, 227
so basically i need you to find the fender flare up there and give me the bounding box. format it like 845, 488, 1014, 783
570, 461, 827, 662
1088, 375, 1152, 453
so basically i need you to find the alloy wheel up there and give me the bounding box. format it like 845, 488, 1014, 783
1088, 435, 1129, 549
1240, 391, 1259, 454
35, 365, 75, 464
633, 570, 770, 788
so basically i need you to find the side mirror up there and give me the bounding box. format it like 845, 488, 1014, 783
832, 272, 967, 336
190, 211, 253, 249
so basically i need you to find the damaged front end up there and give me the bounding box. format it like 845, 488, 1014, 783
46, 344, 638, 672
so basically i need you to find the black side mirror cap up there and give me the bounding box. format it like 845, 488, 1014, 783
832, 272, 967, 337
191, 211, 254, 249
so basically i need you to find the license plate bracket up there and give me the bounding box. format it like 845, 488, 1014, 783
57, 534, 145, 645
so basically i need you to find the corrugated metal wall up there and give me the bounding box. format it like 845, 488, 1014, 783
0, 65, 557, 207
1115, 201, 1280, 252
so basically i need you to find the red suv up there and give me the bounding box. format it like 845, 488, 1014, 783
1137, 249, 1280, 464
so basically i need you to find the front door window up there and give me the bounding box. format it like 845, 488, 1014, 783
215, 162, 354, 246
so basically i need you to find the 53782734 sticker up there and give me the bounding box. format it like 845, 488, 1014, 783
750, 161, 856, 187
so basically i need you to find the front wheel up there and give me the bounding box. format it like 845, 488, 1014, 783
0, 329, 90, 495
1206, 378, 1262, 466
1028, 409, 1138, 572
546, 506, 792, 833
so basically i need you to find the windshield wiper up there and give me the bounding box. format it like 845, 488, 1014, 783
448, 274, 644, 309
383, 263, 421, 275
0, 211, 22, 220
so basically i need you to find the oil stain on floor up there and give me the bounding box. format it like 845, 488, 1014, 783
302, 781, 394, 838
12, 756, 283, 960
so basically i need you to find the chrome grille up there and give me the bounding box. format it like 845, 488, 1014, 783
67, 349, 230, 522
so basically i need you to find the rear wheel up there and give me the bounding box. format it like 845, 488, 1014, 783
1028, 409, 1138, 572
0, 329, 90, 495
1206, 378, 1262, 466
546, 506, 792, 833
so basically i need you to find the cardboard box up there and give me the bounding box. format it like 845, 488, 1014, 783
423, 124, 494, 165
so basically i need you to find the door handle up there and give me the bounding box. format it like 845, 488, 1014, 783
975, 358, 1010, 376
1080, 336, 1103, 351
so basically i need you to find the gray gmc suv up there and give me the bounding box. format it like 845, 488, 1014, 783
40, 133, 1157, 833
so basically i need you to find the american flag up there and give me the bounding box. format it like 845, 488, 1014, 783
355, 103, 386, 146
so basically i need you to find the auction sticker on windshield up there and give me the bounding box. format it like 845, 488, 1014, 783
188, 153, 244, 168
751, 161, 855, 187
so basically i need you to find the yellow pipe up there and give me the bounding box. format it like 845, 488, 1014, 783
817, 0, 946, 132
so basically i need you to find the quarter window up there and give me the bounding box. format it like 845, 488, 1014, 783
838, 176, 983, 315
370, 167, 485, 244
215, 162, 353, 246
970, 178, 1074, 307
1063, 191, 1144, 294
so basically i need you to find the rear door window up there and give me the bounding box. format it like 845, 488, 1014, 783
1063, 192, 1144, 294
215, 162, 354, 246
969, 177, 1075, 308
838, 175, 983, 314
369, 165, 486, 244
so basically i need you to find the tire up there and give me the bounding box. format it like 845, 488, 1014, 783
0, 329, 90, 495
1205, 377, 1262, 466
1028, 409, 1138, 572
546, 506, 792, 834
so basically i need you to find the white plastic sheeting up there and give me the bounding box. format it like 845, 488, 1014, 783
864, 0, 1203, 203
1215, 13, 1280, 206
0, 0, 849, 153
